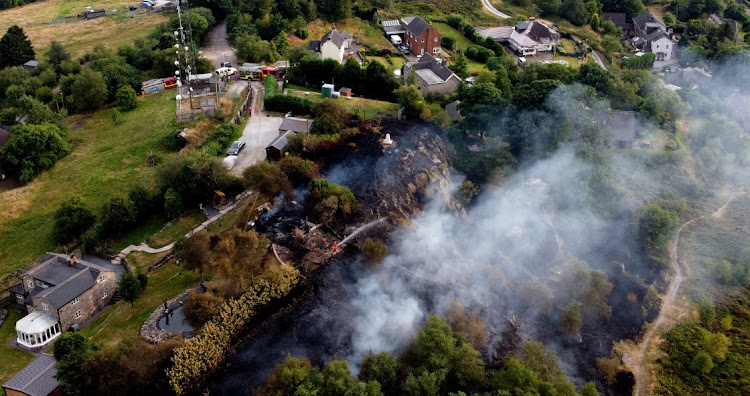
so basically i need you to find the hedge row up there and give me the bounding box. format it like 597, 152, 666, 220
264, 95, 313, 115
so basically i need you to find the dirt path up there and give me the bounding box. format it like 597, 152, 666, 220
624, 193, 738, 395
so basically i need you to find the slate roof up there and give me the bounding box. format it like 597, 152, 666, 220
633, 12, 666, 34
2, 353, 58, 396
602, 12, 633, 31
405, 16, 430, 37
611, 110, 636, 142
9, 282, 24, 295
279, 117, 313, 133
320, 29, 351, 49
663, 67, 713, 89
475, 26, 514, 41
511, 20, 559, 47
23, 60, 39, 68
267, 131, 293, 151
407, 53, 457, 83
308, 40, 321, 52
25, 253, 112, 310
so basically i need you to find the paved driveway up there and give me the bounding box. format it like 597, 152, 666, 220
201, 22, 237, 68
230, 82, 285, 175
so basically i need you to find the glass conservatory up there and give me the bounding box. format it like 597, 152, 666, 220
16, 311, 61, 348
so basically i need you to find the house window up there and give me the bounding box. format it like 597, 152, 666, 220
421, 38, 425, 42
73, 297, 79, 304
97, 274, 106, 283
75, 310, 82, 319
433, 47, 440, 54
16, 293, 23, 300
434, 37, 438, 42
102, 290, 108, 299
42, 304, 48, 311
27, 279, 33, 288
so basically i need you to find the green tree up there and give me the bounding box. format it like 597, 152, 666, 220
163, 188, 183, 219
0, 122, 68, 184
101, 197, 137, 237
258, 356, 322, 395
0, 25, 35, 68
242, 161, 293, 197
311, 98, 349, 135
637, 204, 678, 256
691, 351, 714, 374
560, 300, 583, 334
359, 352, 398, 395
702, 332, 731, 362
580, 382, 600, 396
72, 68, 107, 112
35, 86, 53, 103
475, 69, 497, 85
115, 85, 137, 111
45, 40, 70, 67
118, 271, 142, 306
562, 0, 590, 26
601, 20, 619, 35
394, 84, 425, 119
181, 232, 211, 274
272, 32, 290, 56
602, 35, 622, 54
590, 13, 601, 31
495, 67, 512, 98
53, 196, 96, 245
321, 360, 358, 395
449, 51, 469, 79
53, 333, 91, 396
536, 0, 562, 16
39, 68, 57, 87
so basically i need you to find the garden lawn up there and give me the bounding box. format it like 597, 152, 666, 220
0, 92, 178, 278
79, 254, 200, 350
299, 17, 391, 49
367, 56, 405, 72
432, 23, 474, 51
288, 89, 399, 119
0, 309, 36, 393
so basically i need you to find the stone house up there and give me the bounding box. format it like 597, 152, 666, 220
8, 253, 116, 349
402, 16, 441, 56
403, 53, 462, 95
308, 27, 353, 64
631, 12, 676, 61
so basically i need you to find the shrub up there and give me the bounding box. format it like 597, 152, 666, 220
181, 291, 223, 329
621, 53, 656, 69
466, 45, 493, 63
164, 188, 183, 219
115, 85, 138, 111
447, 14, 464, 29
0, 123, 68, 184
362, 237, 388, 263
203, 123, 239, 155
441, 36, 456, 49
53, 196, 96, 245
137, 273, 148, 290
279, 156, 318, 184
295, 28, 309, 39
35, 86, 53, 102
264, 95, 313, 115
101, 197, 137, 237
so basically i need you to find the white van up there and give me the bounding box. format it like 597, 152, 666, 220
390, 35, 402, 45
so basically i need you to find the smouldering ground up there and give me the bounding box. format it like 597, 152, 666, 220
0, 0, 167, 57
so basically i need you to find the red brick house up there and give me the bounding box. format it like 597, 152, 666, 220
402, 16, 441, 56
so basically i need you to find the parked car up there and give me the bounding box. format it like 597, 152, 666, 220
227, 140, 245, 155
398, 45, 410, 54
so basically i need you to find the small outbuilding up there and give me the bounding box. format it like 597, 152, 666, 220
22, 60, 38, 70
266, 131, 293, 161
279, 117, 313, 134
321, 83, 335, 98
2, 353, 60, 396
339, 87, 352, 97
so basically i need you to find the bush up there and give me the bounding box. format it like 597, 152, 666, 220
0, 123, 68, 184
101, 197, 137, 237
137, 273, 148, 290
441, 36, 456, 49
621, 53, 656, 69
164, 188, 183, 219
181, 291, 223, 329
295, 28, 309, 39
35, 86, 53, 102
447, 14, 464, 29
362, 237, 388, 263
466, 45, 493, 63
203, 123, 239, 155
115, 85, 138, 111
53, 196, 96, 245
264, 95, 313, 115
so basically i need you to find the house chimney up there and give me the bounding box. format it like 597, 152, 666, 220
332, 24, 336, 31
68, 255, 77, 267
529, 16, 536, 21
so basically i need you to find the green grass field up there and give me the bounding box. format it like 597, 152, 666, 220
0, 92, 178, 278
0, 308, 36, 391
79, 253, 200, 350
432, 23, 475, 51
287, 89, 400, 119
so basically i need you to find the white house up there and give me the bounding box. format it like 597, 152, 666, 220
631, 12, 676, 61
308, 27, 353, 64
477, 18, 559, 56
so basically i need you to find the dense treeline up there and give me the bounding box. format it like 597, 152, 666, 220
257, 315, 600, 396
287, 57, 399, 101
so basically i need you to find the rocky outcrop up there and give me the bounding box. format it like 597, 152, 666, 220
345, 121, 462, 222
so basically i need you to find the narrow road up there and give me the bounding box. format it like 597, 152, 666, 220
625, 194, 738, 396
230, 82, 285, 175
480, 0, 510, 19
201, 21, 237, 68
591, 49, 606, 69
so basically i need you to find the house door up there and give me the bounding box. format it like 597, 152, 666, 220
421, 48, 424, 55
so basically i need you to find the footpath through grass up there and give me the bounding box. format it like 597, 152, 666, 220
0, 308, 36, 390
0, 92, 178, 278
79, 254, 200, 350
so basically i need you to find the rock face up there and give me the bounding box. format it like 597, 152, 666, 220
330, 121, 462, 222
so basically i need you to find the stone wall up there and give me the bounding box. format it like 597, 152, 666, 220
140, 288, 193, 344
57, 271, 116, 331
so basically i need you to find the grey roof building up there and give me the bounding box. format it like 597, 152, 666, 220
22, 60, 39, 69
9, 253, 117, 349
662, 67, 713, 90
602, 12, 633, 36
2, 353, 59, 396
403, 53, 461, 95
279, 117, 313, 134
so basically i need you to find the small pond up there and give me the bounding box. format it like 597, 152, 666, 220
157, 304, 194, 333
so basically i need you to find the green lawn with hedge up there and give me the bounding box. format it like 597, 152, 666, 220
0, 91, 178, 278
